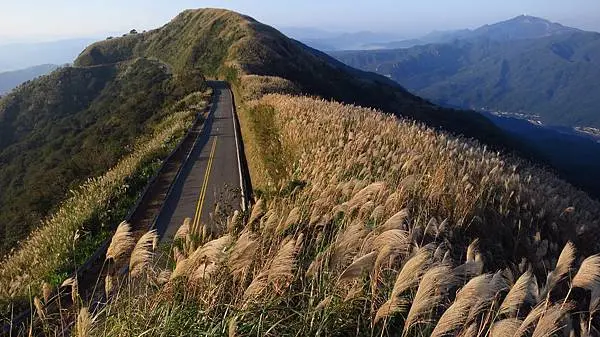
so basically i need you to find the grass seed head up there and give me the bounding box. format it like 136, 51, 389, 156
129, 230, 159, 278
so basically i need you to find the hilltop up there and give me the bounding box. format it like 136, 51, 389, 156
471, 15, 581, 40
74, 9, 511, 148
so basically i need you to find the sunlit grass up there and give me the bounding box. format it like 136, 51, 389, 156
32, 93, 600, 336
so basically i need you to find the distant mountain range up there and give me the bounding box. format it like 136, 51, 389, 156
365, 15, 582, 49
0, 8, 514, 259
0, 64, 58, 95
333, 15, 600, 128
285, 16, 582, 51
281, 28, 404, 51
0, 38, 96, 72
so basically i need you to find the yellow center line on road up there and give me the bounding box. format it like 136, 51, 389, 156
193, 136, 218, 231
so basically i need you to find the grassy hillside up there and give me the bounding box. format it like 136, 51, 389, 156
7, 9, 600, 336
31, 93, 600, 336
0, 84, 209, 319
78, 9, 600, 199
74, 9, 512, 150
0, 64, 58, 95
0, 58, 205, 257
333, 31, 600, 128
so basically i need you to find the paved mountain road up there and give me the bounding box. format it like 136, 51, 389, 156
154, 81, 244, 239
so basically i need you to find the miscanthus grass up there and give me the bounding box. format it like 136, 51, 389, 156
18, 94, 600, 336
240, 75, 299, 101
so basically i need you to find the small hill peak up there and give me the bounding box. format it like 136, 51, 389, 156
472, 14, 580, 41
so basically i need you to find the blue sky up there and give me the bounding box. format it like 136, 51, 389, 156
1, 0, 599, 41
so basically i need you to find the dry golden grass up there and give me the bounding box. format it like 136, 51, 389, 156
489, 318, 522, 337
499, 270, 538, 316
405, 264, 456, 333
129, 230, 158, 278
572, 255, 600, 290
19, 94, 600, 336
545, 241, 576, 296
431, 273, 504, 337
338, 251, 377, 283
105, 221, 135, 263
531, 302, 574, 337
75, 307, 92, 337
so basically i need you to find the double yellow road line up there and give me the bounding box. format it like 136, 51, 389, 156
193, 136, 218, 230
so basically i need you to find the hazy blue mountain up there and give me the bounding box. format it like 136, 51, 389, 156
286, 30, 404, 51
469, 15, 581, 41
365, 15, 581, 50
0, 64, 58, 95
279, 27, 339, 40
333, 18, 600, 128
0, 38, 96, 72
362, 38, 427, 50
367, 29, 474, 49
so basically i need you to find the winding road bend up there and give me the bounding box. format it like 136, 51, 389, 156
154, 81, 244, 239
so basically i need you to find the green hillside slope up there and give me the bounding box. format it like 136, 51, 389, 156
74, 9, 511, 148
38, 93, 600, 337
333, 31, 600, 127
0, 58, 204, 255
5, 9, 600, 336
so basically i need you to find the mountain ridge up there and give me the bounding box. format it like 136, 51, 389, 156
73, 8, 600, 198
74, 8, 512, 150
333, 28, 600, 128
366, 15, 585, 50
0, 7, 515, 259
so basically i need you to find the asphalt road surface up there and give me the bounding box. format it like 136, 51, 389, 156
155, 81, 243, 239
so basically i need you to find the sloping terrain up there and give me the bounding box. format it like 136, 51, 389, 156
74, 9, 511, 149
0, 58, 205, 256
54, 93, 600, 337
333, 30, 600, 128
0, 64, 58, 95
